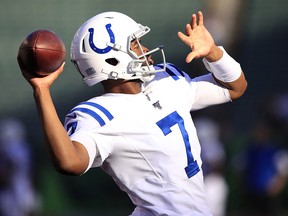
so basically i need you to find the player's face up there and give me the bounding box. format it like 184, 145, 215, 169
130, 39, 154, 65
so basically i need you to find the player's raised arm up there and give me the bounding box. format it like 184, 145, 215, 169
32, 73, 90, 175
18, 54, 89, 176
177, 11, 247, 100
20, 62, 89, 175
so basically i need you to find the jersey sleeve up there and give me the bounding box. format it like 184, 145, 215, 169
190, 73, 231, 110
64, 101, 114, 172
152, 63, 231, 111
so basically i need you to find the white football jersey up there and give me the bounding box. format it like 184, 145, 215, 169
64, 63, 230, 215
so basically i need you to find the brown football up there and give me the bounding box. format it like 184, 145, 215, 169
17, 29, 66, 76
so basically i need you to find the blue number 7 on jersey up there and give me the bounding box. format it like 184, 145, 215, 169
156, 111, 200, 178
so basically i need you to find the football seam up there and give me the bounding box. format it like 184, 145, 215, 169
35, 48, 66, 53
34, 31, 42, 72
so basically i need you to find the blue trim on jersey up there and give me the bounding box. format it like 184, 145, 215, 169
79, 102, 114, 120
156, 63, 185, 81
168, 63, 185, 77
66, 121, 78, 136
67, 102, 114, 128
71, 107, 106, 126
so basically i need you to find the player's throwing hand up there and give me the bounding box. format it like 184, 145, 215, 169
178, 11, 215, 63
18, 60, 65, 90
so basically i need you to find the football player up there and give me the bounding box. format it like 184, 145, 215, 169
19, 11, 247, 215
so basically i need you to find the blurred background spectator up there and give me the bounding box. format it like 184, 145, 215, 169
236, 119, 288, 216
0, 118, 41, 216
232, 92, 288, 216
195, 117, 229, 216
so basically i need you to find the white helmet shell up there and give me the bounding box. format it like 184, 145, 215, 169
70, 11, 166, 86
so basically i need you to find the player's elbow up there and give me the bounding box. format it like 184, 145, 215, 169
228, 72, 248, 101
53, 159, 86, 176
230, 80, 248, 101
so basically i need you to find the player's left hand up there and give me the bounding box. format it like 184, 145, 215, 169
178, 11, 216, 63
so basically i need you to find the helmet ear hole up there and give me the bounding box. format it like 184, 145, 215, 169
105, 58, 119, 66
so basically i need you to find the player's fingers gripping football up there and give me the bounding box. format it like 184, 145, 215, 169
19, 60, 65, 88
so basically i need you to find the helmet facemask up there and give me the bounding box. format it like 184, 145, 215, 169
126, 25, 166, 81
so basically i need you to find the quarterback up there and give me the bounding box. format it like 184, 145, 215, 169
19, 11, 247, 215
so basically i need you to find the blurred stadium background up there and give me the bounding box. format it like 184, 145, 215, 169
0, 0, 288, 215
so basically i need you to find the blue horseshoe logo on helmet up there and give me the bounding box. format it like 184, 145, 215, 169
88, 24, 115, 54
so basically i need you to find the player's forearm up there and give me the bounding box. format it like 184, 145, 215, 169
218, 72, 247, 100
203, 46, 248, 100
33, 86, 88, 175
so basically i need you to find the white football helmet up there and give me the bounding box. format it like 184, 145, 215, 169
70, 11, 166, 86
